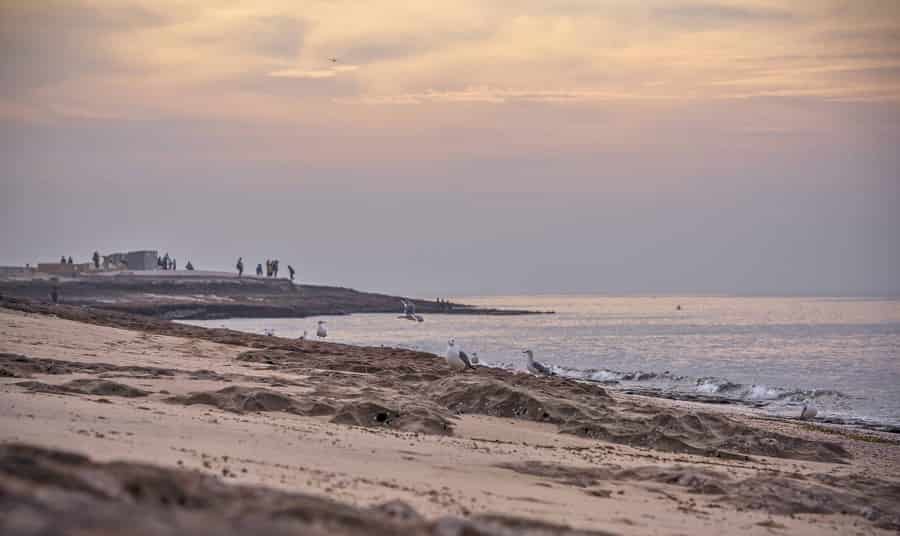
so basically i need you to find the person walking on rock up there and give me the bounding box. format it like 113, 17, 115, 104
236, 257, 244, 277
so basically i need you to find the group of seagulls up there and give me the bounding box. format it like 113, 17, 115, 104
293, 313, 819, 420
445, 339, 549, 376
296, 321, 328, 341
444, 341, 818, 418
283, 293, 821, 421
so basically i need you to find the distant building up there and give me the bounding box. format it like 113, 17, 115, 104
125, 250, 159, 271
99, 250, 159, 271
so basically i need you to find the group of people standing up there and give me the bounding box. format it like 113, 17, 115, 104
236, 258, 296, 282
157, 253, 176, 271
436, 297, 453, 311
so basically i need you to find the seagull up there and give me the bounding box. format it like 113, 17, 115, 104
800, 402, 818, 420
399, 299, 425, 322
316, 321, 328, 339
329, 57, 338, 63
522, 350, 552, 376
406, 299, 425, 321
446, 338, 474, 371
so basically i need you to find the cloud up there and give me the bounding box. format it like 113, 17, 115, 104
340, 87, 679, 105
653, 2, 794, 28
2, 0, 899, 121
0, 1, 167, 96
821, 27, 900, 51
245, 16, 306, 60
334, 28, 496, 64
269, 64, 359, 79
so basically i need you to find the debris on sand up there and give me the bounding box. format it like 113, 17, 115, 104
330, 400, 455, 436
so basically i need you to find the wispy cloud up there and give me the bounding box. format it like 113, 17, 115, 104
340, 87, 680, 105
1, 0, 899, 120
269, 64, 359, 79
653, 3, 795, 27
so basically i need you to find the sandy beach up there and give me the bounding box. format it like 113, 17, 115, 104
1, 296, 899, 535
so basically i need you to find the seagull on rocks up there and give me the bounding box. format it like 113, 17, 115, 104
446, 338, 474, 371
522, 349, 552, 376
316, 321, 328, 339
800, 402, 818, 420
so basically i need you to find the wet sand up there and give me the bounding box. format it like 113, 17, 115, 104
1, 297, 899, 535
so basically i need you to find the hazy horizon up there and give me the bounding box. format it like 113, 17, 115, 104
2, 1, 898, 297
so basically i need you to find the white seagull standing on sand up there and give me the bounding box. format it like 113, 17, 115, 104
522, 349, 552, 376
316, 321, 328, 339
445, 338, 474, 371
800, 401, 818, 420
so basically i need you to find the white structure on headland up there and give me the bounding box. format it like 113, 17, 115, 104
125, 250, 159, 271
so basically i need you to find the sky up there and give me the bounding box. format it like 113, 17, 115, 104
1, 0, 899, 296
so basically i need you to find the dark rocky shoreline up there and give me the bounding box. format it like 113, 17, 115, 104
0, 274, 551, 320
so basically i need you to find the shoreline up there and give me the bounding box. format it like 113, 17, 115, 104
181, 312, 900, 436
2, 296, 899, 534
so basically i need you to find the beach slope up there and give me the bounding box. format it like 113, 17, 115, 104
1, 297, 898, 535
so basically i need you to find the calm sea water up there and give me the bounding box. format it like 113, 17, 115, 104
183, 296, 900, 430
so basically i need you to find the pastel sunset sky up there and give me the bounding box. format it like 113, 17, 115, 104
2, 1, 898, 295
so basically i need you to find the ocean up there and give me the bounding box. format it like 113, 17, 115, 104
183, 295, 900, 431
